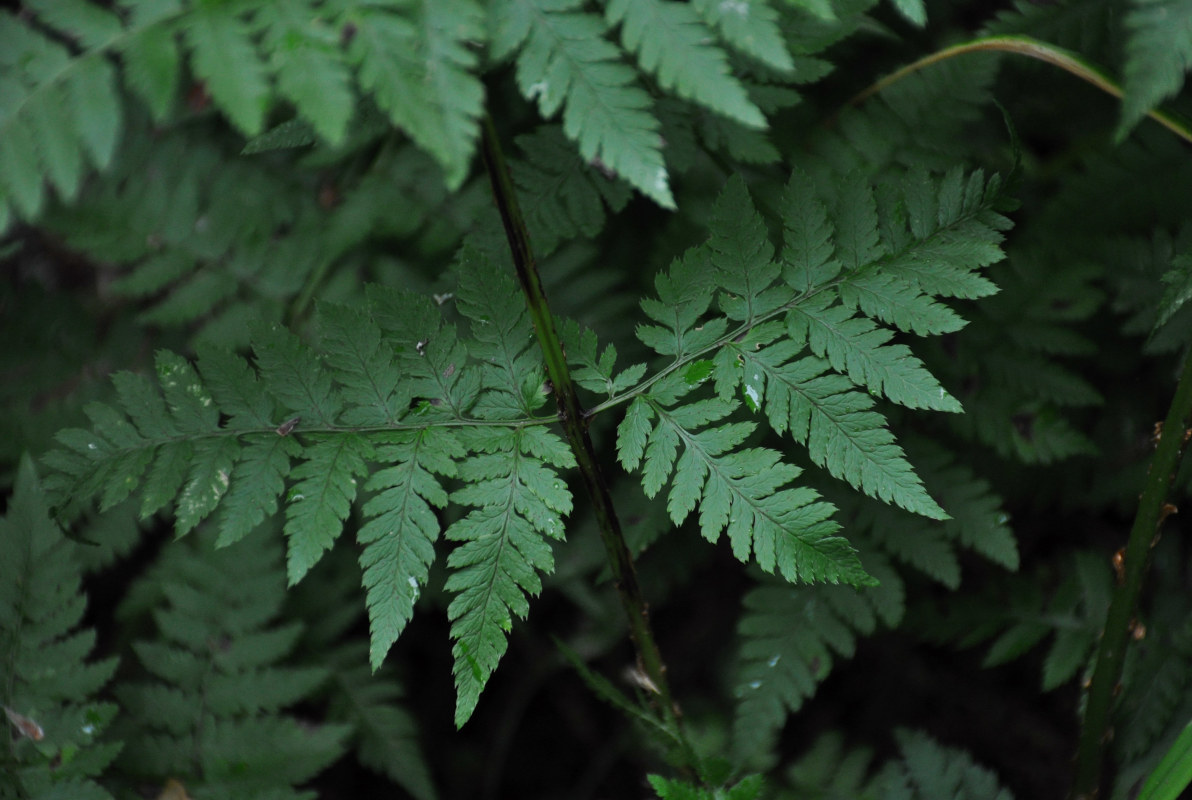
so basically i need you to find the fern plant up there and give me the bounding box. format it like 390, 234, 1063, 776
6, 0, 1192, 798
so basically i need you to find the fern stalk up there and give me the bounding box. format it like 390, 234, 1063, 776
1071, 347, 1192, 799
846, 35, 1192, 146
478, 115, 689, 747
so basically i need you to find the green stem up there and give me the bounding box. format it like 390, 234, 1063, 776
1071, 348, 1192, 799
477, 114, 693, 760
846, 35, 1192, 145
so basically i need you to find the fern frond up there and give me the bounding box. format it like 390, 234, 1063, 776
1120, 0, 1192, 138
648, 773, 765, 800
786, 732, 884, 798
116, 525, 349, 791
359, 427, 461, 670
324, 642, 438, 800
445, 425, 574, 727
840, 440, 1017, 588
0, 5, 122, 227
346, 1, 486, 188
510, 125, 632, 256
0, 456, 120, 798
185, 5, 271, 136
882, 730, 1014, 799
560, 317, 647, 399
604, 0, 765, 128
690, 0, 794, 73
732, 554, 903, 762
492, 0, 674, 208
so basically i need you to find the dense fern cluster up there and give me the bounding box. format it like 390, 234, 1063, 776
5, 0, 1192, 798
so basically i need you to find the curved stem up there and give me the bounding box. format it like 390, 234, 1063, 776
846, 35, 1192, 145
1071, 348, 1192, 799
477, 114, 692, 761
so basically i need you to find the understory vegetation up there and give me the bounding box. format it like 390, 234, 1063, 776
4, 0, 1192, 798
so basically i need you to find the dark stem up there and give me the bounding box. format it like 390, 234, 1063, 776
1071, 347, 1192, 799
477, 114, 691, 755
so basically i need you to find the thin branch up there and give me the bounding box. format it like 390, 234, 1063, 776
477, 114, 694, 761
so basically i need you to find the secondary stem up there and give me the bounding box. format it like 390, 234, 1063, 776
1070, 348, 1192, 799
477, 114, 688, 747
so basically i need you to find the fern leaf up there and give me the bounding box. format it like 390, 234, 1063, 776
708, 176, 786, 321
690, 0, 794, 73
359, 427, 462, 670
0, 9, 123, 225
285, 434, 372, 584
494, 0, 674, 208
605, 0, 765, 128
733, 556, 903, 762
318, 301, 410, 427
119, 17, 181, 123
445, 426, 574, 726
883, 730, 1014, 799
253, 322, 344, 426
1120, 0, 1192, 138
511, 125, 632, 255
734, 338, 947, 519
881, 168, 1006, 299
0, 456, 120, 797
117, 526, 349, 789
324, 643, 438, 800
638, 250, 726, 357
259, 4, 354, 146
788, 296, 961, 412
559, 317, 647, 397
347, 2, 485, 188
185, 6, 271, 136
455, 257, 549, 419
838, 270, 966, 335
419, 0, 487, 188
621, 371, 871, 585
215, 435, 300, 548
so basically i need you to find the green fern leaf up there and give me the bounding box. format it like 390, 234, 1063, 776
347, 2, 485, 189
881, 168, 1006, 299
887, 0, 928, 26
493, 0, 674, 208
185, 6, 271, 136
285, 434, 372, 584
0, 456, 120, 797
318, 301, 411, 427
455, 257, 549, 419
605, 0, 765, 128
621, 371, 871, 585
253, 322, 344, 426
259, 4, 354, 146
359, 427, 462, 670
638, 251, 725, 357
733, 556, 903, 762
559, 317, 647, 397
882, 730, 1013, 799
445, 425, 574, 726
323, 643, 438, 800
708, 176, 786, 321
119, 10, 181, 123
690, 0, 794, 73
788, 296, 961, 412
1120, 0, 1192, 138
215, 435, 300, 548
733, 337, 947, 519
118, 527, 349, 790
0, 9, 123, 225
511, 125, 632, 255
839, 270, 966, 335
